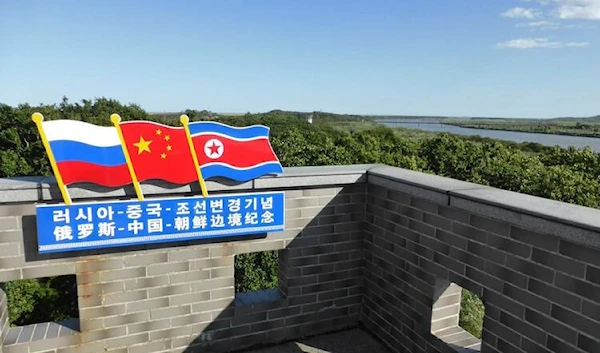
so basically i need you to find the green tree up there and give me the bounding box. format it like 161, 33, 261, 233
234, 251, 279, 293
5, 276, 78, 326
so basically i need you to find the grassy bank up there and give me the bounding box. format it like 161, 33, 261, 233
445, 119, 600, 138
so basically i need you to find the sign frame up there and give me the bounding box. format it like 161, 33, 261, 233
35, 191, 285, 254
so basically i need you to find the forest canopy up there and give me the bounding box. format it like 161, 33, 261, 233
2, 96, 599, 208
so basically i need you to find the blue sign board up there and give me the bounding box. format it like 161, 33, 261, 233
35, 191, 285, 254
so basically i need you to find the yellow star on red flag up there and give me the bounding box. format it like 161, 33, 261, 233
133, 136, 152, 154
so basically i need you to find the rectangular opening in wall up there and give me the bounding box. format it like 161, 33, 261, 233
234, 250, 285, 306
459, 288, 485, 340
431, 279, 483, 352
1, 275, 79, 346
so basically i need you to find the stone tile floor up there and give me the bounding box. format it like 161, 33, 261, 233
242, 329, 391, 353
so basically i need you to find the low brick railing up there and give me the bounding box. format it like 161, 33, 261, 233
0, 164, 598, 353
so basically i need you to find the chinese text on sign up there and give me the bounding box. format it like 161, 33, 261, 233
36, 192, 285, 253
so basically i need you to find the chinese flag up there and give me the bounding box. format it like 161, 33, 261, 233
119, 121, 198, 184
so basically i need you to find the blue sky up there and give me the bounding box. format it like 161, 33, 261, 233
1, 0, 598, 118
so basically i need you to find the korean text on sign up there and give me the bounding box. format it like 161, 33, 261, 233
36, 192, 285, 253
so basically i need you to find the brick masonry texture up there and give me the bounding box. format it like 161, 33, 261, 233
0, 164, 598, 353
364, 180, 600, 353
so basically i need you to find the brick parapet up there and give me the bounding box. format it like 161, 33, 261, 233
364, 174, 600, 353
0, 164, 598, 353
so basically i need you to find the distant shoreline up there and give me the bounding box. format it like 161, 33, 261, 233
443, 122, 600, 139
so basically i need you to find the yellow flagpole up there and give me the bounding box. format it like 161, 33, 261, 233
110, 114, 144, 201
180, 115, 208, 197
31, 113, 72, 205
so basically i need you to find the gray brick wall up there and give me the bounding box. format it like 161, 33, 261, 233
364, 179, 600, 353
0, 164, 598, 353
0, 178, 365, 353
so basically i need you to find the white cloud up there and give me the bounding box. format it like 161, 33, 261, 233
565, 41, 590, 45
518, 0, 600, 19
499, 1, 596, 46
525, 20, 556, 25
516, 20, 561, 28
555, 0, 600, 19
515, 20, 592, 29
497, 38, 560, 48
501, 7, 541, 18
496, 0, 600, 49
510, 0, 600, 19
496, 37, 589, 48
519, 0, 553, 4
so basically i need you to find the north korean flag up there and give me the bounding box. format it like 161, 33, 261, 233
187, 121, 283, 182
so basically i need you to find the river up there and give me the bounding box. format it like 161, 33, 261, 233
378, 121, 600, 152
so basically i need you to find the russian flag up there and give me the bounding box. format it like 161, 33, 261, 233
187, 121, 283, 182
42, 120, 132, 187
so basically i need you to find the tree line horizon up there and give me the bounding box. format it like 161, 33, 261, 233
2, 96, 599, 339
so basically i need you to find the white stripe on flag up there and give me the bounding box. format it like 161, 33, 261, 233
42, 120, 122, 147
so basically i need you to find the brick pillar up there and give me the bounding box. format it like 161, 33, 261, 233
0, 285, 7, 353
431, 278, 462, 334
